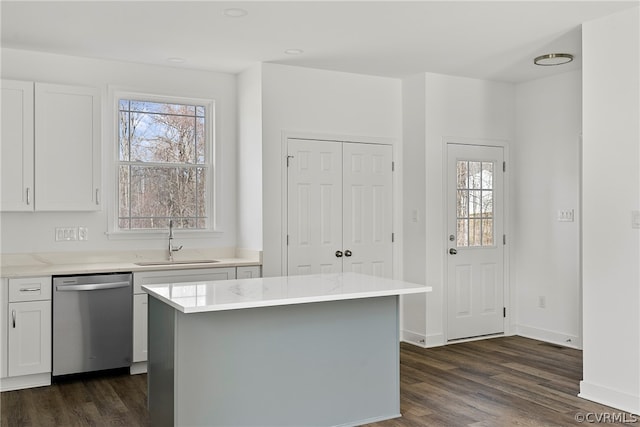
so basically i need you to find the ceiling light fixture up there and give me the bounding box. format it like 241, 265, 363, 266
534, 53, 574, 66
284, 49, 304, 55
224, 8, 248, 18
167, 57, 185, 64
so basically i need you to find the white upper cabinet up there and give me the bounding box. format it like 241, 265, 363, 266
1, 80, 34, 211
0, 80, 101, 212
34, 83, 101, 211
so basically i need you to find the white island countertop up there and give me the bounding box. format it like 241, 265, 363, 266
142, 272, 431, 313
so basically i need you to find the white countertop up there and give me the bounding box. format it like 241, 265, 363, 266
0, 249, 261, 278
142, 272, 431, 313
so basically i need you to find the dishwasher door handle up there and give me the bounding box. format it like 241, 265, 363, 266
56, 281, 131, 292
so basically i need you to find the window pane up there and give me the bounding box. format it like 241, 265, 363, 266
129, 166, 200, 227
119, 111, 130, 161
482, 190, 493, 218
195, 117, 206, 164
482, 162, 493, 189
457, 219, 468, 246
129, 100, 195, 115
482, 219, 494, 246
118, 218, 130, 230
469, 190, 482, 217
469, 161, 482, 189
457, 161, 468, 189
469, 219, 482, 246
130, 112, 197, 164
118, 166, 130, 217
457, 190, 468, 218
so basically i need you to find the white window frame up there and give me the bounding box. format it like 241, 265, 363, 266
107, 89, 219, 239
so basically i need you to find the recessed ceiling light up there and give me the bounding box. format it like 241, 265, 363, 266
224, 8, 248, 18
284, 49, 304, 55
167, 57, 185, 64
534, 53, 574, 66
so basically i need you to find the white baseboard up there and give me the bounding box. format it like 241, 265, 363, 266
516, 324, 582, 349
130, 361, 147, 375
401, 330, 426, 347
579, 381, 640, 416
0, 372, 51, 392
401, 330, 444, 348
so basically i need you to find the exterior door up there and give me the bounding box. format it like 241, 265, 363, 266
287, 139, 393, 277
446, 143, 505, 340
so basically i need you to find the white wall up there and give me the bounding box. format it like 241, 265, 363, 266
237, 64, 263, 252
1, 48, 238, 254
513, 70, 582, 348
401, 74, 427, 343
260, 63, 402, 277
402, 73, 515, 346
580, 7, 640, 414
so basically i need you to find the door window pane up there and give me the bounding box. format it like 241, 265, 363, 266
455, 160, 495, 247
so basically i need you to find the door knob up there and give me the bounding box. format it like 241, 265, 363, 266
335, 250, 343, 258
449, 248, 457, 255
344, 250, 352, 257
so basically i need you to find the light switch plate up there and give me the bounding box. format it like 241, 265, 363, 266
557, 209, 574, 222
78, 227, 88, 241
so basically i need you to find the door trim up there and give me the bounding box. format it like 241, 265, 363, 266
281, 131, 399, 278
442, 137, 511, 341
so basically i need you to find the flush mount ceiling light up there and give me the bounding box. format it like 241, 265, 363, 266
284, 49, 304, 55
224, 8, 248, 18
167, 57, 185, 64
534, 53, 574, 66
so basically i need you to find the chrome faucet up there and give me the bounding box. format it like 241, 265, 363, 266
168, 219, 183, 261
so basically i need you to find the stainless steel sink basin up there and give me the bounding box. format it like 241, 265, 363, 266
134, 260, 220, 266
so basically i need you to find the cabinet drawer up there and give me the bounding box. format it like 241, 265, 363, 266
8, 277, 51, 302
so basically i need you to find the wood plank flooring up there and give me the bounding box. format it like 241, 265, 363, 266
1, 336, 638, 426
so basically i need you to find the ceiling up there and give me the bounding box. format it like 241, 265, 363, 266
1, 1, 638, 83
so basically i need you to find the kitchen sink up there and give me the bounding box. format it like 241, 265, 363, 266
134, 260, 220, 266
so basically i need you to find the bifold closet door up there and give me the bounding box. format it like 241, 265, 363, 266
287, 139, 393, 278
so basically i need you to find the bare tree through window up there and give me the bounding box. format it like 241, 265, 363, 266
456, 160, 494, 247
118, 99, 209, 230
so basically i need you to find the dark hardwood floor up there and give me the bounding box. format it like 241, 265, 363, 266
1, 336, 637, 426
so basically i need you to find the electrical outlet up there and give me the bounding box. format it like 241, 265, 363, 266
55, 227, 78, 241
78, 227, 88, 241
557, 209, 574, 222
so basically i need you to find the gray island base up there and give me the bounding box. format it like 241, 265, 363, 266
144, 272, 431, 427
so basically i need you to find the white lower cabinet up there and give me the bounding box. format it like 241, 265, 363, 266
1, 276, 52, 391
133, 294, 148, 363
8, 300, 51, 376
132, 266, 259, 373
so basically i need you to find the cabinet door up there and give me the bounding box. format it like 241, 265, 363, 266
0, 279, 7, 378
1, 80, 34, 212
133, 267, 237, 363
35, 83, 101, 211
8, 301, 52, 376
236, 266, 261, 279
133, 294, 148, 363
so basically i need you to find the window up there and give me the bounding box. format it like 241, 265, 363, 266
117, 96, 213, 231
456, 160, 494, 247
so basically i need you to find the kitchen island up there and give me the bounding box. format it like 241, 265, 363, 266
143, 272, 431, 427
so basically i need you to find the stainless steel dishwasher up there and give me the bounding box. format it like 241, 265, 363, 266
52, 272, 132, 376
